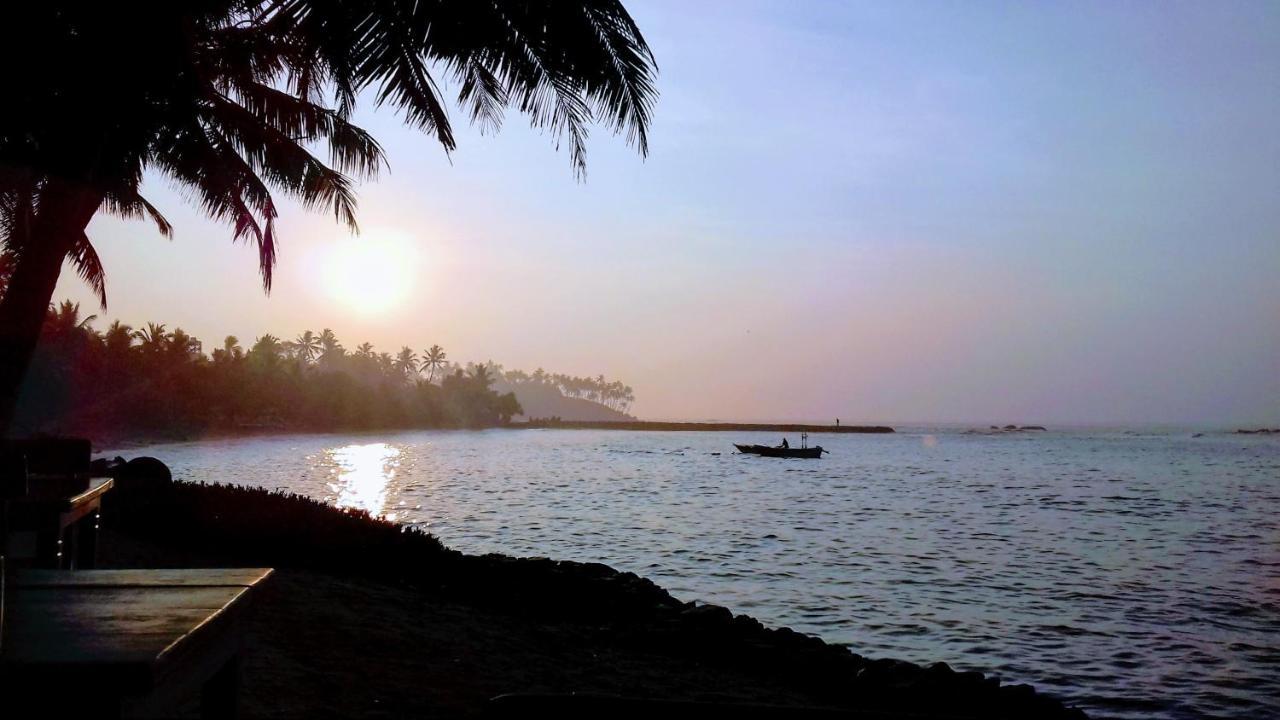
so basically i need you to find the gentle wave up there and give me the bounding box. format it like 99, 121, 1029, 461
125, 429, 1280, 720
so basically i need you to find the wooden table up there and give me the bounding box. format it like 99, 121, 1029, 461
1, 568, 274, 718
3, 476, 113, 569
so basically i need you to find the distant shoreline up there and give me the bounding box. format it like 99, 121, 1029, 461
514, 420, 895, 433
91, 420, 892, 454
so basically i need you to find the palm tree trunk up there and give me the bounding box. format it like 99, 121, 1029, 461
0, 181, 103, 438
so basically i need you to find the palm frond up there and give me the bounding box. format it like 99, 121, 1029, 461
103, 190, 174, 238
222, 81, 385, 177
203, 94, 359, 229
152, 120, 282, 289
1, 0, 658, 308
578, 1, 659, 155
68, 231, 108, 309
418, 0, 656, 177
454, 54, 507, 134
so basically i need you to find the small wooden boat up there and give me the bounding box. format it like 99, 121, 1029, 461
734, 443, 826, 459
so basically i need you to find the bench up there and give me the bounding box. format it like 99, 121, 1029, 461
1, 437, 110, 569
3, 477, 113, 569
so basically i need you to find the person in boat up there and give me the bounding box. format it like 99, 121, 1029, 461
780, 438, 789, 449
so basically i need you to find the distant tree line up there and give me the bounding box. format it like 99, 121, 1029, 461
497, 368, 635, 415
10, 302, 623, 441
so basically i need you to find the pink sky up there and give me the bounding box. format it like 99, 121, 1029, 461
54, 1, 1280, 426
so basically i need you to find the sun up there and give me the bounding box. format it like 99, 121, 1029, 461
323, 232, 420, 314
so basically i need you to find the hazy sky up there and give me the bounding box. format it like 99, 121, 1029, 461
57, 1, 1279, 425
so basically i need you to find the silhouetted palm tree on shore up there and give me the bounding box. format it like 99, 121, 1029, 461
0, 1, 657, 435
168, 328, 202, 361
213, 336, 244, 365
250, 335, 285, 368
376, 352, 395, 377
289, 331, 321, 364
317, 328, 345, 370
103, 321, 134, 358
134, 323, 169, 354
393, 347, 418, 381
421, 345, 447, 383
468, 364, 495, 389
47, 301, 97, 337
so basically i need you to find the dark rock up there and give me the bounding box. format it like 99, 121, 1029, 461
1020, 425, 1047, 431
856, 657, 920, 685
1003, 424, 1017, 430
89, 455, 127, 477
570, 561, 614, 579
681, 603, 734, 630
114, 456, 173, 492
1003, 682, 1037, 702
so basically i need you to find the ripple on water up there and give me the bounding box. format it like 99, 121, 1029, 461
129, 428, 1280, 720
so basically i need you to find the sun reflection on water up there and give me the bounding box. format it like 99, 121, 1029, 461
326, 443, 401, 517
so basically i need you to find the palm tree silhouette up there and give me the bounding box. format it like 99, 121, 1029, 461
250, 334, 285, 367
420, 344, 447, 383
134, 323, 169, 353
289, 330, 321, 364
468, 364, 495, 389
376, 352, 394, 377
168, 328, 202, 360
0, 2, 657, 433
46, 300, 97, 337
102, 321, 134, 356
317, 328, 345, 369
393, 347, 418, 380
213, 336, 244, 364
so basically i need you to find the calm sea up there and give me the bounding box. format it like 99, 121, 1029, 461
120, 428, 1279, 719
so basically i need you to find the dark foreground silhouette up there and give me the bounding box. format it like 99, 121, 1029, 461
94, 476, 1085, 719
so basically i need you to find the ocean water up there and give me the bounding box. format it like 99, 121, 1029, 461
121, 428, 1279, 719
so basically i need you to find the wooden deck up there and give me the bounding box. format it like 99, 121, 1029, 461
1, 568, 273, 718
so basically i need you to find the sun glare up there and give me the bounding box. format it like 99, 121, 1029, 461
323, 233, 420, 314
327, 442, 400, 516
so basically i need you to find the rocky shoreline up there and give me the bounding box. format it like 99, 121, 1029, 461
98, 477, 1085, 718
